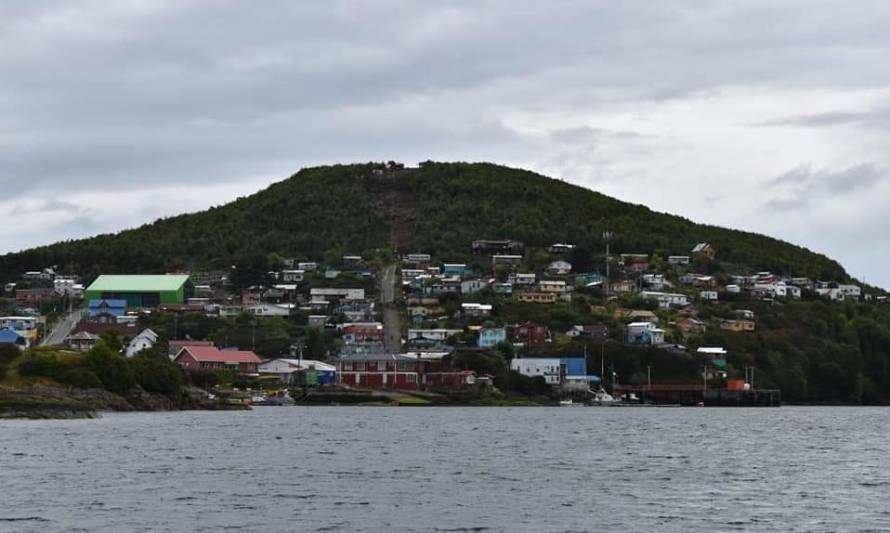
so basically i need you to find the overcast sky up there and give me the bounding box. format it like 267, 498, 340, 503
1, 1, 889, 286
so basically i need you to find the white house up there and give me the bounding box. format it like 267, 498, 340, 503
641, 291, 689, 309
461, 279, 489, 295
668, 256, 691, 265
816, 287, 846, 301
462, 303, 493, 318
280, 270, 305, 283
546, 260, 572, 276
726, 284, 741, 294
699, 290, 718, 301
538, 280, 567, 294
839, 284, 862, 300
510, 358, 561, 385
510, 273, 537, 285
625, 322, 665, 345
125, 328, 158, 357
407, 329, 462, 341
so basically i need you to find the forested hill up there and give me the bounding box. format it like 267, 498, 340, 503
0, 162, 851, 284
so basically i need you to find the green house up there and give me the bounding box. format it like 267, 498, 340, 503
83, 275, 193, 308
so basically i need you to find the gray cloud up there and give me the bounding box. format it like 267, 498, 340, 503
2, 1, 890, 285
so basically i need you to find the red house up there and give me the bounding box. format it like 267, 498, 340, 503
174, 345, 261, 374
337, 353, 474, 391
512, 321, 550, 345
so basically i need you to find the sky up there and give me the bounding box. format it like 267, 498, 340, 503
1, 1, 889, 286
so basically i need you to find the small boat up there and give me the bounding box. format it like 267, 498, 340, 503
559, 399, 575, 407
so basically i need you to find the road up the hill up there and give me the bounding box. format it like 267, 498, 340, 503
380, 264, 401, 353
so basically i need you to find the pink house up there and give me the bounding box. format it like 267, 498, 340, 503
174, 345, 261, 374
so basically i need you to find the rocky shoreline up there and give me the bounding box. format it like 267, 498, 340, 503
0, 385, 248, 420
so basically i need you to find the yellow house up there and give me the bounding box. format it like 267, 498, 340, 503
719, 319, 755, 332
517, 292, 557, 304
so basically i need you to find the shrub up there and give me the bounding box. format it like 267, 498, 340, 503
84, 341, 135, 394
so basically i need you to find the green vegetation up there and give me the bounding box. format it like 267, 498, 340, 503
1, 161, 889, 403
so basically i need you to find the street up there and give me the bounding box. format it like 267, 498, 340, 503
380, 264, 401, 353
40, 307, 85, 347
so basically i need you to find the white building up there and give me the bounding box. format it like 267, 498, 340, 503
668, 256, 691, 265
839, 284, 862, 300
407, 329, 462, 341
510, 358, 562, 385
461, 279, 489, 294
280, 270, 305, 282
700, 290, 718, 301
546, 260, 572, 276
510, 273, 537, 285
125, 328, 159, 357
538, 280, 567, 294
462, 303, 493, 318
641, 291, 689, 309
309, 288, 365, 301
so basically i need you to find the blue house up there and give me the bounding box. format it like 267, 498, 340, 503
0, 328, 28, 349
88, 299, 127, 320
442, 263, 467, 276
560, 357, 600, 383
478, 327, 507, 348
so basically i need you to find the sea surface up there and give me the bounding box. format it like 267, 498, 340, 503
1, 406, 889, 532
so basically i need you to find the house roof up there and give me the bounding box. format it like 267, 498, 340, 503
177, 346, 261, 364
67, 331, 100, 341
259, 358, 336, 372
0, 329, 24, 343
86, 275, 190, 293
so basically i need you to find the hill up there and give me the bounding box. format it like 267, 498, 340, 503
0, 162, 852, 282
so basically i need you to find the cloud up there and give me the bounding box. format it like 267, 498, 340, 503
1, 1, 890, 285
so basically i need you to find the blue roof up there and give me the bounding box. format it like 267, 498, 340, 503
88, 299, 127, 318
0, 328, 24, 344
560, 357, 588, 376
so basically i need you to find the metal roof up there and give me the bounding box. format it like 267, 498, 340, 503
86, 275, 190, 293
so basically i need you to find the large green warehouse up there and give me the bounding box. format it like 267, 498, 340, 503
83, 275, 193, 307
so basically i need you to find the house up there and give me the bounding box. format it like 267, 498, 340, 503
403, 253, 432, 265
642, 273, 671, 291
478, 327, 507, 348
512, 321, 550, 345
565, 324, 609, 341
548, 243, 575, 254
735, 309, 756, 320
509, 358, 562, 385
516, 292, 557, 304
407, 329, 462, 342
309, 288, 365, 302
461, 303, 493, 318
54, 277, 83, 298
15, 288, 55, 306
625, 322, 665, 345
626, 310, 658, 323
461, 279, 488, 295
442, 263, 467, 276
691, 242, 716, 260
641, 291, 689, 309
174, 346, 261, 374
538, 280, 567, 294
668, 256, 691, 265
620, 253, 649, 265
697, 347, 728, 378
342, 255, 363, 265
337, 353, 474, 391
719, 319, 756, 332
510, 273, 537, 285
297, 262, 318, 271
839, 284, 862, 300
492, 255, 523, 269
700, 290, 718, 301
280, 270, 305, 283
88, 299, 127, 322
509, 357, 596, 387
325, 269, 340, 280
125, 328, 159, 357
816, 287, 845, 301
0, 316, 39, 344
493, 282, 513, 294
546, 260, 572, 276
0, 329, 28, 350
65, 331, 100, 352
677, 318, 707, 336
575, 272, 606, 287
258, 358, 337, 385
167, 339, 214, 359
308, 315, 328, 329
245, 303, 294, 317
339, 322, 384, 344
472, 239, 524, 255
83, 274, 193, 307
726, 284, 741, 294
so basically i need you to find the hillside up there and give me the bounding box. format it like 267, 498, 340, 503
0, 162, 851, 283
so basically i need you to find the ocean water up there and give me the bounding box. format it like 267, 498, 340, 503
1, 406, 889, 532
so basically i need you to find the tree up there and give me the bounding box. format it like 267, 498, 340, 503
85, 341, 135, 394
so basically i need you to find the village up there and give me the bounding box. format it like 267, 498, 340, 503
0, 237, 881, 406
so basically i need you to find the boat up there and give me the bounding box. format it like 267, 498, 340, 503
559, 399, 575, 407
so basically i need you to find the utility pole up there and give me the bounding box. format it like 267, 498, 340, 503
603, 231, 613, 298
647, 365, 652, 390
